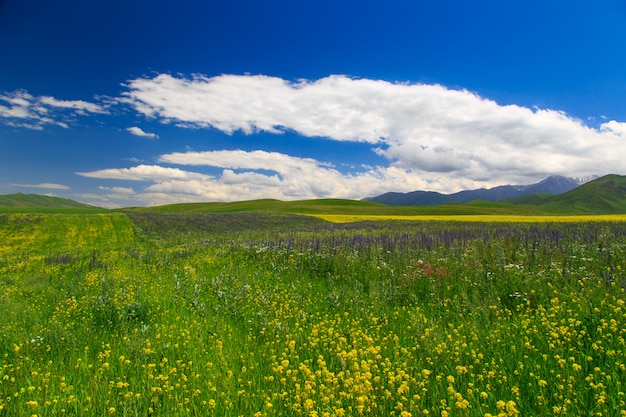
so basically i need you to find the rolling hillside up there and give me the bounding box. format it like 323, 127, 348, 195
122, 197, 545, 216
506, 174, 626, 213
2, 175, 625, 216
0, 193, 101, 212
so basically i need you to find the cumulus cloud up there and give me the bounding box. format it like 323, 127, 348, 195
76, 164, 212, 182
77, 150, 448, 205
159, 149, 326, 174
158, 149, 355, 199
0, 90, 106, 130
600, 120, 626, 137
126, 126, 158, 138
121, 73, 626, 186
122, 74, 393, 142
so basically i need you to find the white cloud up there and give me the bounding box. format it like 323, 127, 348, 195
39, 96, 107, 114
78, 146, 537, 206
122, 74, 391, 142
600, 120, 626, 137
98, 186, 136, 195
159, 149, 325, 175
126, 126, 158, 138
9, 182, 70, 190
70, 187, 139, 209
158, 149, 344, 197
76, 164, 211, 182
0, 89, 106, 129
220, 169, 281, 186
122, 73, 626, 187
78, 150, 446, 205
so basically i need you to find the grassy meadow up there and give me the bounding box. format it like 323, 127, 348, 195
1, 211, 625, 416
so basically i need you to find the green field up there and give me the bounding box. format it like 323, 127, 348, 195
120, 198, 546, 216
1, 211, 625, 416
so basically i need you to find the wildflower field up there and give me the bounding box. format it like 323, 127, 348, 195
1, 212, 625, 416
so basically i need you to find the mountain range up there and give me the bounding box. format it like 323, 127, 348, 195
1, 174, 625, 214
364, 175, 597, 206
505, 174, 626, 214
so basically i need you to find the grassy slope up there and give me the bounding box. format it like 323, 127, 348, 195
507, 174, 626, 214
0, 213, 139, 255
4, 174, 626, 216
2, 208, 625, 416
121, 175, 626, 216
0, 193, 105, 213
122, 198, 546, 216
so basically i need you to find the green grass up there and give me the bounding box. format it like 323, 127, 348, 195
1, 213, 625, 416
5, 174, 626, 217
123, 197, 399, 214
0, 213, 138, 255
0, 193, 101, 211
122, 174, 626, 216
122, 198, 547, 216
507, 174, 626, 214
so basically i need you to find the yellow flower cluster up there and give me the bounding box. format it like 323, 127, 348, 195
1, 215, 625, 416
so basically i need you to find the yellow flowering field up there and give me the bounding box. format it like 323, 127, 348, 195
0, 212, 625, 416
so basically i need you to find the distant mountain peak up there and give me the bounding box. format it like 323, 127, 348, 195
572, 175, 600, 185
364, 175, 593, 206
512, 174, 626, 213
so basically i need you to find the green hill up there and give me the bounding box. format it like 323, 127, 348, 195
6, 175, 622, 216
0, 193, 102, 212
506, 174, 626, 214
122, 197, 545, 216
124, 198, 391, 214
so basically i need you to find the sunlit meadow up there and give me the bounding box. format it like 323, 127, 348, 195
1, 212, 625, 416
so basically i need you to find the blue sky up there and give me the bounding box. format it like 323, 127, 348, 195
1, 0, 626, 207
